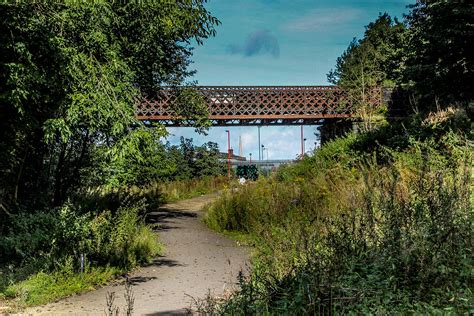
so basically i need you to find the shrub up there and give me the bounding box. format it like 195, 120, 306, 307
0, 199, 162, 279
0, 199, 162, 307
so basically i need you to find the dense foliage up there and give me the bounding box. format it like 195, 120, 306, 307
0, 1, 219, 211
97, 136, 226, 187
328, 13, 406, 89
403, 0, 473, 109
328, 2, 473, 121
327, 13, 406, 130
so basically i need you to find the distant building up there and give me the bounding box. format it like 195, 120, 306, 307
219, 149, 246, 163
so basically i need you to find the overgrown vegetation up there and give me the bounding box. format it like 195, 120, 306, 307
200, 1, 473, 314
203, 116, 473, 314
0, 200, 162, 306
0, 1, 222, 308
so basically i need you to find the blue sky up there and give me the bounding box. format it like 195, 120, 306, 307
165, 0, 413, 159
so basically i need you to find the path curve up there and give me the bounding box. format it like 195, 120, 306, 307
25, 194, 249, 315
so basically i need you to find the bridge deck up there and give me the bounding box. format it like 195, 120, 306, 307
136, 86, 382, 126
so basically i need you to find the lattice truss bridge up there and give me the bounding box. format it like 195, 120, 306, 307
136, 86, 382, 126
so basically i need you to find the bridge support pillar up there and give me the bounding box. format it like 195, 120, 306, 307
318, 119, 353, 145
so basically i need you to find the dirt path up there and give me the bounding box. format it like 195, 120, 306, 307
24, 194, 249, 315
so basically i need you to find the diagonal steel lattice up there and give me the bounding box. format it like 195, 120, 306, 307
136, 86, 382, 126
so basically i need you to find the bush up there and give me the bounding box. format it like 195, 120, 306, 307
0, 198, 162, 307
1, 175, 224, 307
1, 200, 161, 269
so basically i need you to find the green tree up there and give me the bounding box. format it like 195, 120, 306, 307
164, 138, 225, 180
403, 1, 473, 110
194, 142, 226, 177
0, 2, 219, 217
98, 127, 178, 187
176, 137, 197, 179
327, 14, 406, 130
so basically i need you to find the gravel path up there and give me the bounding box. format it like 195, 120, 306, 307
24, 194, 249, 315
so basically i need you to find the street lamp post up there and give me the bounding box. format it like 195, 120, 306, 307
300, 126, 304, 158
226, 130, 231, 178
249, 153, 252, 163
261, 144, 264, 162
303, 138, 307, 155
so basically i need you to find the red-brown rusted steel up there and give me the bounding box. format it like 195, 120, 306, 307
136, 86, 382, 126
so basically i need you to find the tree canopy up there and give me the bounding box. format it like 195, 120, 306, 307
329, 1, 473, 116
0, 2, 220, 212
327, 13, 406, 130
403, 0, 473, 108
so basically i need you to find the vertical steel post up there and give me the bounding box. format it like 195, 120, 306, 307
80, 253, 84, 274
226, 130, 231, 178
301, 125, 304, 157
258, 126, 261, 161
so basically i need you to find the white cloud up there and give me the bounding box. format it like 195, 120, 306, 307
284, 8, 362, 33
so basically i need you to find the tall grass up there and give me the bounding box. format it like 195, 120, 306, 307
75, 175, 228, 212
158, 175, 228, 202
202, 131, 473, 314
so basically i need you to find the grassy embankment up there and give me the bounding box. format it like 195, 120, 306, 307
202, 113, 473, 314
0, 176, 227, 309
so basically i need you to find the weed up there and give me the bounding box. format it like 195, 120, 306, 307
105, 277, 135, 316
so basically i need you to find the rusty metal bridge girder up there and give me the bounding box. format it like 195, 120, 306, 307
136, 86, 382, 126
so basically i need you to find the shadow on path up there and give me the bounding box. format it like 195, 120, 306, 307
128, 275, 157, 285
146, 206, 198, 232
143, 257, 184, 268
147, 209, 197, 223
145, 310, 188, 316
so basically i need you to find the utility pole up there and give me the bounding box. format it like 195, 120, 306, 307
226, 130, 231, 178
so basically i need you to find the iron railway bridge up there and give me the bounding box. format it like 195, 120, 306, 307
136, 86, 383, 126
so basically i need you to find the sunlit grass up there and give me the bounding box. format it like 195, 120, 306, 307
4, 265, 121, 307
